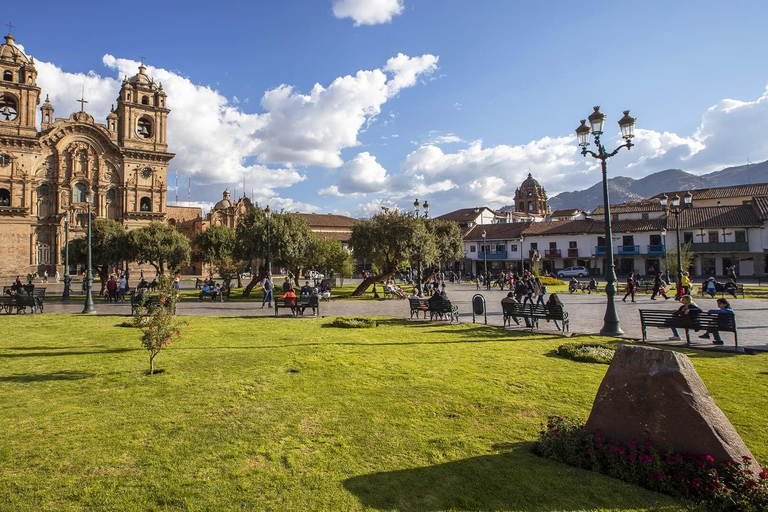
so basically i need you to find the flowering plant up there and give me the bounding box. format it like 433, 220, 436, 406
536, 415, 767, 510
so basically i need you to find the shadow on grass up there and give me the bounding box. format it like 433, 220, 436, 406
0, 370, 92, 382
343, 442, 673, 511
0, 348, 138, 358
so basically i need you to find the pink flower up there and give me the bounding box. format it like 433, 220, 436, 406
627, 454, 637, 461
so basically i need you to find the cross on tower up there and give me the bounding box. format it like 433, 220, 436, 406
5, 21, 15, 35
77, 86, 88, 112
139, 54, 146, 66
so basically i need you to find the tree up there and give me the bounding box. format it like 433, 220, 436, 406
134, 275, 184, 375
127, 222, 191, 275
65, 218, 128, 295
236, 208, 314, 296
194, 225, 244, 287
410, 218, 439, 286
663, 240, 694, 280
429, 219, 464, 270
348, 210, 419, 296
308, 236, 354, 285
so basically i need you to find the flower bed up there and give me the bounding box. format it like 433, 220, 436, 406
330, 317, 378, 328
536, 416, 767, 510
538, 276, 564, 286
556, 341, 615, 364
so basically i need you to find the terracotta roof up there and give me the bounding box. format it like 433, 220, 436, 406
314, 231, 351, 242
522, 220, 596, 236
549, 209, 582, 217
591, 200, 664, 215
607, 219, 667, 233
295, 213, 360, 228
651, 183, 768, 201
464, 222, 529, 240
437, 207, 494, 222
673, 205, 761, 229
752, 196, 768, 221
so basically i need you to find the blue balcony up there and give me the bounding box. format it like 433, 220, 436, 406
648, 244, 666, 254
618, 245, 640, 255
595, 246, 606, 255
479, 251, 508, 260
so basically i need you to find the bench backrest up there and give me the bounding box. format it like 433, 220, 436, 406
409, 298, 429, 309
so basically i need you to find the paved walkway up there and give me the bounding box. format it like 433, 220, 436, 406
40, 282, 768, 351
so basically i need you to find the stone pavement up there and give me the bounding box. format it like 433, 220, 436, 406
40, 281, 768, 351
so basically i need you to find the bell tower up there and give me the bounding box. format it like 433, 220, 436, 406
115, 64, 169, 152
0, 31, 41, 138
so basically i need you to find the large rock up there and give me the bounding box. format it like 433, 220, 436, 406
585, 345, 761, 472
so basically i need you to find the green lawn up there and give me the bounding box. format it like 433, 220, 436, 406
1, 316, 766, 511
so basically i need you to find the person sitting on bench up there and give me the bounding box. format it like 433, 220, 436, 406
546, 294, 565, 331
502, 292, 531, 327
724, 279, 738, 299
279, 286, 298, 316
199, 283, 211, 301
668, 295, 702, 340
703, 277, 717, 298
699, 298, 734, 345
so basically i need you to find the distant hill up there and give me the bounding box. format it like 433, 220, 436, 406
538, 160, 768, 211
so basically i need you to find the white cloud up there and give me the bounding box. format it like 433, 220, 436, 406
353, 198, 399, 218
318, 152, 390, 196
333, 0, 404, 26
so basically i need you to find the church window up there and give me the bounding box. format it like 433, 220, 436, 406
528, 202, 533, 212
127, 93, 131, 101
0, 188, 9, 206
3, 70, 12, 81
75, 183, 87, 203
38, 184, 50, 197
141, 96, 149, 105
44, 114, 50, 123
106, 189, 116, 201
140, 197, 152, 211
137, 116, 153, 138
0, 154, 9, 166
0, 94, 19, 121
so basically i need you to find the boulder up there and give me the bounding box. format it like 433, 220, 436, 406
585, 344, 761, 472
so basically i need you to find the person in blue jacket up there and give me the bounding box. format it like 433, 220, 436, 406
699, 298, 734, 345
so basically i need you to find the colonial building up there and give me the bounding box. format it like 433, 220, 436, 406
0, 32, 173, 278
513, 173, 549, 216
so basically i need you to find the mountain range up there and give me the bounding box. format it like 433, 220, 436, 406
536, 159, 768, 212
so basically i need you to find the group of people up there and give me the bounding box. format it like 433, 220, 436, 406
668, 296, 734, 345
260, 273, 332, 312
408, 283, 451, 319
502, 291, 564, 329
569, 277, 599, 294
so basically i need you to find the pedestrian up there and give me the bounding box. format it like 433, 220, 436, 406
622, 272, 637, 303
55, 269, 60, 283
42, 270, 48, 283
475, 274, 480, 290
680, 271, 692, 298
698, 298, 733, 345
650, 272, 670, 300
262, 272, 274, 308
118, 274, 127, 302
534, 277, 546, 306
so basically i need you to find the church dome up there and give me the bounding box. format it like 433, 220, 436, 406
520, 173, 541, 189
128, 65, 153, 86
213, 189, 233, 210
0, 34, 30, 64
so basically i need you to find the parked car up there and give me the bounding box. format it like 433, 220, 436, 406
558, 266, 588, 278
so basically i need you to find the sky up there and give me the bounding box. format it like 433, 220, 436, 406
7, 0, 768, 217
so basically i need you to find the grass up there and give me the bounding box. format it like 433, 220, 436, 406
1, 316, 766, 511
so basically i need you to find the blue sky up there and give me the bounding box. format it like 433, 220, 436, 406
8, 0, 768, 216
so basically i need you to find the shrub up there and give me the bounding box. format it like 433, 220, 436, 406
536, 416, 768, 511
331, 317, 378, 328
539, 276, 564, 286
557, 341, 616, 364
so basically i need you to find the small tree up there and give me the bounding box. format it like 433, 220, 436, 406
663, 241, 694, 280
127, 222, 191, 275
134, 276, 184, 375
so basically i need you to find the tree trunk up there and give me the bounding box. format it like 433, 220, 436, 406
149, 351, 156, 375
236, 273, 242, 288
98, 266, 109, 295
350, 271, 395, 297
242, 272, 265, 297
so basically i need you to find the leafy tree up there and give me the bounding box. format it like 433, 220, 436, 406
348, 210, 419, 296
65, 218, 128, 295
127, 222, 191, 275
236, 208, 314, 296
429, 218, 464, 268
133, 275, 184, 375
308, 236, 354, 285
194, 225, 245, 287
410, 217, 439, 285
663, 240, 694, 281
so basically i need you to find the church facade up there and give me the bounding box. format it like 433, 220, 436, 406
0, 33, 173, 278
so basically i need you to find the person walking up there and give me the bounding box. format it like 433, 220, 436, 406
262, 272, 274, 308
534, 277, 546, 307
118, 274, 127, 303
622, 272, 637, 303
55, 270, 60, 283
650, 272, 670, 300
680, 271, 692, 297
699, 298, 734, 345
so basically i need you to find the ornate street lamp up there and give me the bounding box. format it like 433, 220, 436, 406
413, 198, 430, 296
575, 107, 636, 335
423, 200, 430, 219
482, 229, 489, 290
82, 188, 96, 314
62, 211, 71, 302
264, 205, 272, 274
660, 191, 692, 291
519, 236, 525, 274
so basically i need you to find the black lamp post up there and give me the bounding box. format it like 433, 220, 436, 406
575, 107, 636, 335
660, 192, 692, 291
82, 188, 96, 314
414, 198, 426, 296
519, 236, 524, 274
62, 211, 71, 302
482, 229, 489, 290
265, 205, 272, 274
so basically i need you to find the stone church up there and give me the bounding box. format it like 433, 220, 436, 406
0, 32, 173, 278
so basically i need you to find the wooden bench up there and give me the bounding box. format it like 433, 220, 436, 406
639, 309, 738, 347
274, 296, 320, 317
409, 297, 429, 319
0, 295, 14, 314
198, 289, 223, 302
428, 300, 459, 323
501, 302, 569, 333
12, 294, 41, 314
699, 282, 744, 299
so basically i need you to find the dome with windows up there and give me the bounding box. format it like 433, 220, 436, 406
213, 189, 233, 210
0, 34, 30, 64
520, 173, 541, 189
128, 65, 153, 87
514, 173, 548, 215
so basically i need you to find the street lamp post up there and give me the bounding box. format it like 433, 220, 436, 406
660, 192, 692, 292
482, 230, 489, 290
413, 199, 426, 296
575, 107, 636, 336
82, 189, 96, 314
62, 212, 71, 302
519, 236, 524, 274
265, 205, 272, 274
